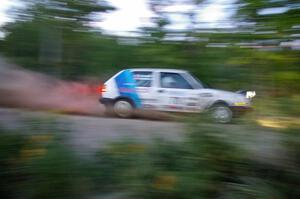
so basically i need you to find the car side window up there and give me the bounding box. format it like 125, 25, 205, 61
160, 72, 193, 89
133, 71, 153, 87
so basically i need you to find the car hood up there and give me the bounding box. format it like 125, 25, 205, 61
198, 88, 246, 101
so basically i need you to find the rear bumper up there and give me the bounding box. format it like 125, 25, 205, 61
99, 98, 114, 105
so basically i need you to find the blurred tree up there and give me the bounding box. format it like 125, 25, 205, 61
3, 0, 115, 78
0, 0, 299, 94
140, 0, 172, 41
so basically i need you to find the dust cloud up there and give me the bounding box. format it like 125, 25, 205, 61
0, 56, 105, 116
0, 56, 175, 120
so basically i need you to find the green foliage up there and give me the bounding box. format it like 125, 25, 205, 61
25, 143, 87, 199
0, 120, 88, 199
92, 124, 300, 199
0, 130, 26, 199
2, 0, 114, 78
237, 0, 300, 32
1, 118, 300, 198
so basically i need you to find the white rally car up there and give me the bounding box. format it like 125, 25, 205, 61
99, 68, 255, 123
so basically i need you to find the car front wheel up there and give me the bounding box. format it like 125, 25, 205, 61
209, 104, 233, 124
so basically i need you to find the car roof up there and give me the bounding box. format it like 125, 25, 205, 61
128, 68, 188, 73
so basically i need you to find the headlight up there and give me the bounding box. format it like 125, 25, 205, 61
246, 91, 256, 98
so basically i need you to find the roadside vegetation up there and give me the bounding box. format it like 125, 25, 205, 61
1, 117, 299, 199
0, 0, 299, 198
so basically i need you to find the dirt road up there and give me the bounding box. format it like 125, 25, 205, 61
0, 108, 285, 165
0, 108, 184, 151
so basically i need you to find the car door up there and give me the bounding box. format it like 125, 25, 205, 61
132, 70, 158, 109
155, 72, 200, 112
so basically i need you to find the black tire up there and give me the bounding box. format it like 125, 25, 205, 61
209, 104, 233, 124
113, 99, 134, 118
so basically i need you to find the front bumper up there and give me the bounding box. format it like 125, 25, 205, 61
230, 106, 253, 116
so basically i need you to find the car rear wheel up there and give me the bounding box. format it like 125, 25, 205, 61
209, 104, 233, 124
113, 99, 134, 118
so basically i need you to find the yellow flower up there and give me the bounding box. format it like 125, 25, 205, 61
29, 135, 53, 143
257, 117, 300, 129
153, 175, 177, 190
20, 148, 47, 161
127, 144, 146, 153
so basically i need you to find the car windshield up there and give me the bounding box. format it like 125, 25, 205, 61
183, 72, 208, 89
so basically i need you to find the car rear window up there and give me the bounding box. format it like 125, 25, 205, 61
133, 71, 153, 87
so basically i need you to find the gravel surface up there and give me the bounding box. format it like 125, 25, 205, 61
0, 108, 286, 165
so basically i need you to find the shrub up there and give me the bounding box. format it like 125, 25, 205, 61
94, 124, 300, 199
0, 123, 89, 199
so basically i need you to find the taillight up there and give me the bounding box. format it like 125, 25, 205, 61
101, 84, 107, 93
96, 84, 106, 95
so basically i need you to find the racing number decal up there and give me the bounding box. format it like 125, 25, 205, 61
167, 96, 200, 112
169, 97, 185, 105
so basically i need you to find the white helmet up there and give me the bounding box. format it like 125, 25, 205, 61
162, 76, 176, 88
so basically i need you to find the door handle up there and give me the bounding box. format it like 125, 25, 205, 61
157, 89, 165, 93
